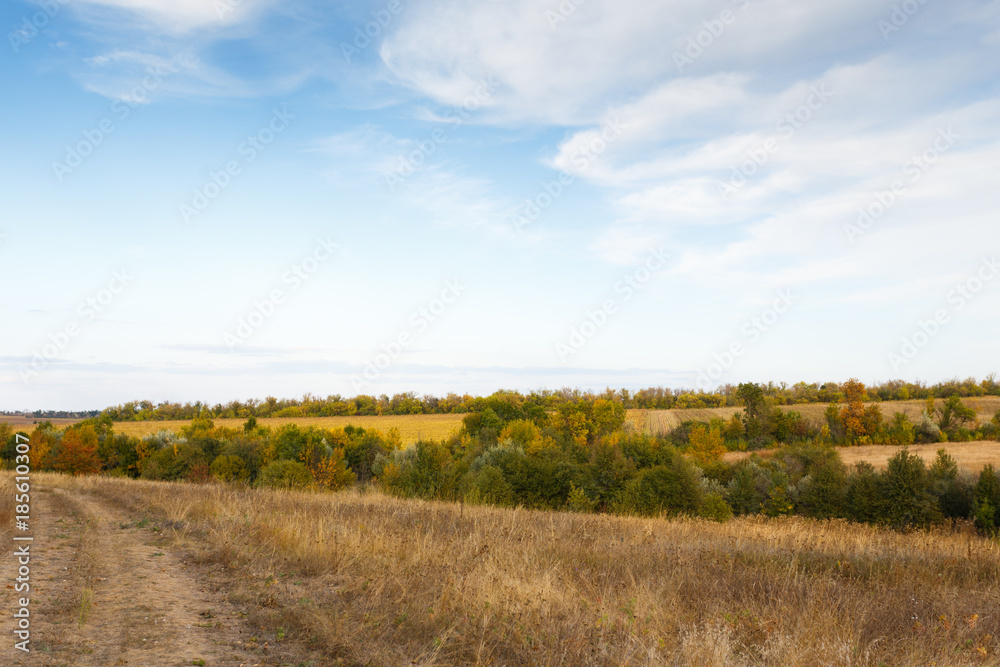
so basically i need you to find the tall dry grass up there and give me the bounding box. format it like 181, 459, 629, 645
35, 472, 1000, 666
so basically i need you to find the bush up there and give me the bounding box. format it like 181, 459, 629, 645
257, 460, 313, 489
845, 462, 881, 524
614, 458, 702, 517
210, 454, 249, 483
566, 482, 599, 513
914, 410, 941, 444
887, 412, 915, 446
726, 458, 786, 515
880, 449, 940, 530
461, 465, 515, 507
928, 450, 972, 520
698, 493, 733, 522
973, 464, 1000, 536
796, 455, 847, 519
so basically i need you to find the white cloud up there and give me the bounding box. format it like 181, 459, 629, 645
74, 0, 270, 31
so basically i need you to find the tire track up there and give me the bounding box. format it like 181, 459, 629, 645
2, 480, 285, 666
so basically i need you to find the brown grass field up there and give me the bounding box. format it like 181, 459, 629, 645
2, 472, 998, 665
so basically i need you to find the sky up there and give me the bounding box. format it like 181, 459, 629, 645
1, 0, 998, 411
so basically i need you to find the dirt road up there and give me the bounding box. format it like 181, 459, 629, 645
0, 480, 300, 666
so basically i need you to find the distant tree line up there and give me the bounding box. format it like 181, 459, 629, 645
3, 380, 1000, 537
98, 375, 1000, 421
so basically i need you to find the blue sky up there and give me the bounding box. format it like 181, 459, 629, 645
1, 0, 998, 410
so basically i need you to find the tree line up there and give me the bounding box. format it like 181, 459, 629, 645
98, 375, 999, 421
3, 380, 1000, 536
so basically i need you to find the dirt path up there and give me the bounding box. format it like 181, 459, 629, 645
1, 481, 290, 666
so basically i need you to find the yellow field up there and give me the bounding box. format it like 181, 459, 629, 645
108, 413, 466, 444
8, 472, 998, 665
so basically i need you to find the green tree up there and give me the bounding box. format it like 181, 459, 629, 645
736, 382, 765, 441
973, 464, 1000, 536
880, 448, 940, 530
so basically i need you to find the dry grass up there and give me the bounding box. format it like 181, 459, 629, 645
35, 472, 1000, 666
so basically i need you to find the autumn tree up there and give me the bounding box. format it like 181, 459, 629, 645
53, 425, 102, 476
840, 378, 882, 444
688, 424, 727, 466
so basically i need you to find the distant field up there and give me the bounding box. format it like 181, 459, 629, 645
629, 397, 1000, 435
0, 416, 79, 429
724, 440, 1000, 472
109, 413, 467, 444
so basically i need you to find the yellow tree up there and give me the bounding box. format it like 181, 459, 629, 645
688, 424, 726, 466
840, 378, 881, 444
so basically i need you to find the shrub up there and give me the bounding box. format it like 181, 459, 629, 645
614, 458, 702, 517
210, 454, 249, 483
973, 464, 1000, 536
257, 460, 313, 490
796, 455, 847, 519
461, 465, 515, 507
566, 482, 598, 513
698, 493, 733, 523
914, 410, 941, 444
887, 412, 915, 446
928, 450, 972, 520
845, 462, 881, 524
312, 448, 356, 491
726, 459, 786, 515
880, 448, 940, 530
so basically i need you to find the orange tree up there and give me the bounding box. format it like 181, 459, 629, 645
840, 379, 883, 444
53, 425, 102, 476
